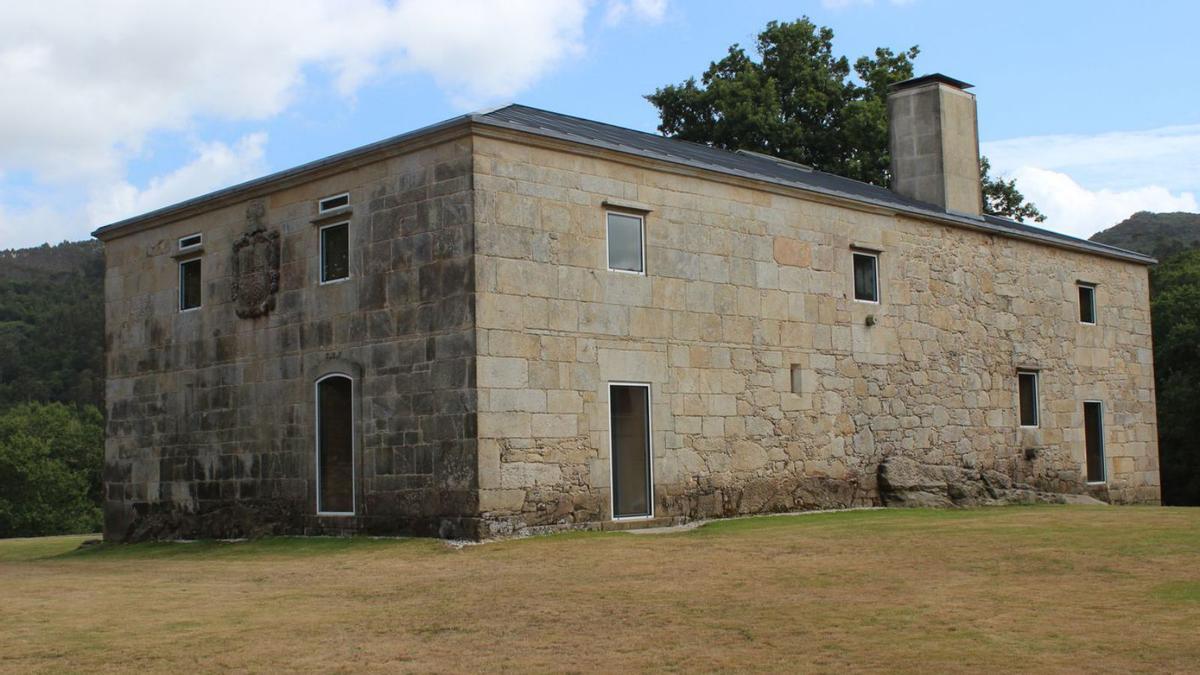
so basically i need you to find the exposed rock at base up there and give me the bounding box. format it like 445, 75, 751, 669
877, 456, 1108, 507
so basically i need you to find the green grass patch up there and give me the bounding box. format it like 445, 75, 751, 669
1152, 581, 1200, 603
0, 534, 96, 562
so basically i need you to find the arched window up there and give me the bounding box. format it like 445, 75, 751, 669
316, 374, 354, 514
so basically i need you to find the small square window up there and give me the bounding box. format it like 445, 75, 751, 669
1078, 283, 1096, 324
318, 193, 350, 213
607, 212, 644, 274
1018, 370, 1039, 427
179, 258, 202, 311
321, 222, 350, 283
853, 251, 879, 303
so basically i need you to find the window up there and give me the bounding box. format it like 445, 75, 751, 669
790, 365, 803, 394
606, 211, 644, 273
853, 251, 879, 303
610, 383, 652, 519
1083, 401, 1105, 483
320, 222, 350, 283
178, 233, 202, 250
316, 374, 355, 514
1078, 283, 1096, 324
179, 258, 201, 311
1018, 370, 1039, 427
318, 192, 350, 213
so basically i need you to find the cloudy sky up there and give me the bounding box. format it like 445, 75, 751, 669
1, 0, 1196, 247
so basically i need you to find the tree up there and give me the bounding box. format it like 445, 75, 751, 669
646, 17, 1045, 222
0, 402, 104, 537
1149, 249, 1200, 505
981, 157, 1046, 223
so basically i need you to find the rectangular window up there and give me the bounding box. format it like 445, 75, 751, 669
853, 251, 879, 303
320, 222, 350, 283
1084, 401, 1105, 483
178, 233, 202, 250
610, 383, 652, 519
1018, 370, 1039, 427
179, 258, 202, 311
1078, 283, 1096, 324
606, 211, 644, 274
318, 192, 350, 213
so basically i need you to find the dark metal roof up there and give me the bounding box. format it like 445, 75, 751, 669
890, 73, 974, 91
92, 102, 1154, 265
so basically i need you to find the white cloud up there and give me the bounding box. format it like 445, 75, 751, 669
604, 0, 668, 25
87, 133, 269, 228
0, 0, 595, 184
983, 125, 1200, 237
1003, 167, 1197, 240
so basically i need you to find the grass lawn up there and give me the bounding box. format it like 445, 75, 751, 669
2, 506, 1198, 672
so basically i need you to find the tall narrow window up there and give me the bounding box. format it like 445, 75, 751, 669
610, 383, 652, 519
179, 258, 202, 311
1078, 283, 1096, 324
1018, 370, 1039, 427
853, 251, 879, 302
321, 222, 350, 283
1084, 401, 1105, 483
316, 374, 354, 514
606, 211, 644, 273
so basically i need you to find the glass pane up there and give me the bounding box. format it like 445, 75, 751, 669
318, 376, 354, 513
1084, 402, 1105, 482
180, 260, 201, 310
611, 385, 651, 517
322, 224, 349, 281
607, 213, 643, 272
853, 253, 877, 302
1079, 286, 1095, 323
1018, 373, 1038, 426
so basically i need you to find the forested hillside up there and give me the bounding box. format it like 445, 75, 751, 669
0, 241, 105, 536
1092, 212, 1200, 505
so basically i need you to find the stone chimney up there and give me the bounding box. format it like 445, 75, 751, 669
888, 74, 983, 217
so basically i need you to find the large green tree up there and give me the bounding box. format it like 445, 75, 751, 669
646, 17, 1045, 222
1149, 249, 1200, 505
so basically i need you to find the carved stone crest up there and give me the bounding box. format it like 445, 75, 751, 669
232, 227, 281, 319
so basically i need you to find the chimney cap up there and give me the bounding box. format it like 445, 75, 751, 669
889, 73, 974, 92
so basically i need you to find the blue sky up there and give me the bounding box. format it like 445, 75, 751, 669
2, 0, 1197, 247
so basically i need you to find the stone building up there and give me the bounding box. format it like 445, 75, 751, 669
94, 74, 1160, 542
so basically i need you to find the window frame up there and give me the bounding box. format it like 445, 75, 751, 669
178, 257, 202, 312
852, 250, 880, 304
1017, 369, 1040, 428
1078, 282, 1097, 325
178, 233, 202, 251
319, 220, 351, 285
318, 192, 350, 214
608, 381, 654, 521
315, 372, 356, 516
605, 210, 646, 275
1083, 399, 1107, 484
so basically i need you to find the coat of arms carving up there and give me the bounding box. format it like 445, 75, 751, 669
232, 228, 281, 319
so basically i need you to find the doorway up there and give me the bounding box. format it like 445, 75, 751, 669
316, 374, 355, 514
609, 383, 653, 519
1084, 401, 1105, 483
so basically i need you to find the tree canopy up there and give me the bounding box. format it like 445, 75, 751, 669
646, 17, 1045, 222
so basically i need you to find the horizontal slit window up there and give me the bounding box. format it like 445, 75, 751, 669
318, 193, 350, 213
179, 233, 202, 250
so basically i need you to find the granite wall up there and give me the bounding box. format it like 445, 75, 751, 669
101, 136, 479, 541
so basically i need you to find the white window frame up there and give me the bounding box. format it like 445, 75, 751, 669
178, 257, 202, 312
1078, 282, 1097, 325
318, 192, 350, 214
1083, 399, 1107, 484
852, 250, 880, 304
608, 381, 654, 521
178, 233, 202, 251
1017, 370, 1040, 428
605, 210, 646, 276
319, 220, 351, 285
315, 372, 356, 516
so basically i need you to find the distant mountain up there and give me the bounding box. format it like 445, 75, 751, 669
0, 240, 104, 410
1090, 211, 1200, 262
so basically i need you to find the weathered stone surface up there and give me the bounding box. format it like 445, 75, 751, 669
877, 456, 1107, 507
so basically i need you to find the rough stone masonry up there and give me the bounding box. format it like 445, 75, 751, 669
94, 75, 1159, 542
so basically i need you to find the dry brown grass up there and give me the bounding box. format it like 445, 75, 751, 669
2, 506, 1199, 673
